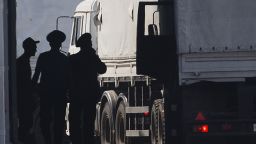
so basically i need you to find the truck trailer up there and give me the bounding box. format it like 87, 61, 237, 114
68, 0, 256, 144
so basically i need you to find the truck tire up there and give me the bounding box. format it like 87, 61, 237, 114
115, 101, 126, 144
151, 101, 158, 144
151, 99, 165, 144
158, 99, 165, 144
101, 102, 113, 144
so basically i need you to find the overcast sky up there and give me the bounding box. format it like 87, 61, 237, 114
16, 0, 83, 57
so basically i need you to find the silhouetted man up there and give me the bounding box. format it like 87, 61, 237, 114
69, 33, 106, 144
16, 37, 39, 144
32, 30, 69, 144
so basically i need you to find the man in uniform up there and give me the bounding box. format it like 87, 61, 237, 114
69, 33, 106, 144
17, 37, 39, 144
32, 30, 69, 144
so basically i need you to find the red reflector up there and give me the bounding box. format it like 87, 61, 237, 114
195, 112, 206, 121
194, 124, 209, 133
144, 111, 150, 117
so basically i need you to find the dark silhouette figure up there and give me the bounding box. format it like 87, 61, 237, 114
69, 33, 106, 144
32, 30, 69, 144
16, 37, 39, 144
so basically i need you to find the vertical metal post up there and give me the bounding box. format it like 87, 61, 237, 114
0, 1, 7, 143
142, 85, 144, 106
134, 86, 137, 130
6, 0, 17, 143
149, 85, 152, 100
142, 85, 144, 130
128, 86, 131, 130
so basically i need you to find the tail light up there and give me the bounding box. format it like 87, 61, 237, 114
144, 111, 150, 117
194, 124, 209, 133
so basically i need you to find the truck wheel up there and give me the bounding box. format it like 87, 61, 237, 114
115, 101, 126, 144
101, 102, 113, 144
151, 99, 165, 144
158, 99, 165, 144
151, 100, 158, 144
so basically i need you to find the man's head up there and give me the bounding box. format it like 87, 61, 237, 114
76, 33, 92, 50
22, 37, 40, 56
47, 30, 66, 50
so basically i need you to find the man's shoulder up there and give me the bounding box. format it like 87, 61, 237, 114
16, 57, 23, 66
69, 51, 84, 58
16, 56, 22, 62
59, 52, 68, 58
16, 55, 27, 64
39, 51, 51, 57
39, 51, 66, 57
68, 53, 80, 62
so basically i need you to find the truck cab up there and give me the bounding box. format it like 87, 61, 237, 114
68, 0, 99, 55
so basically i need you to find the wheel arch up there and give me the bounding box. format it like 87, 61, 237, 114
116, 93, 128, 109
100, 90, 118, 122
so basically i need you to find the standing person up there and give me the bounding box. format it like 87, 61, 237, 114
69, 33, 106, 144
16, 37, 39, 144
32, 30, 69, 144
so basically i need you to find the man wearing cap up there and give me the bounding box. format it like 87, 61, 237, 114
32, 30, 70, 144
69, 33, 106, 144
17, 37, 39, 144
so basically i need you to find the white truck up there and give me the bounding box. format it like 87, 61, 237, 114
68, 0, 256, 144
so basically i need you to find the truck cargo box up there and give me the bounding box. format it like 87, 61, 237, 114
176, 0, 256, 84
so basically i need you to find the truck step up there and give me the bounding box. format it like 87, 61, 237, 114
126, 130, 149, 137
125, 106, 149, 114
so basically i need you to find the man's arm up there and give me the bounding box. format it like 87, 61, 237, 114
95, 55, 107, 74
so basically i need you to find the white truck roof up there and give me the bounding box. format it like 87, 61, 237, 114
75, 0, 98, 13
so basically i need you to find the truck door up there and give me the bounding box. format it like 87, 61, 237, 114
136, 1, 177, 82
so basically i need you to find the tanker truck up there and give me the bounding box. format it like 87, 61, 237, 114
68, 0, 256, 144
